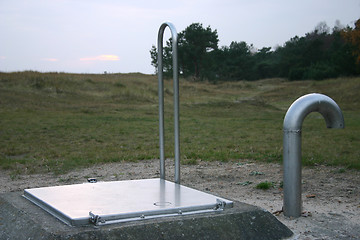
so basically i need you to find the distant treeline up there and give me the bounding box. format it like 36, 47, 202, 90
150, 19, 360, 81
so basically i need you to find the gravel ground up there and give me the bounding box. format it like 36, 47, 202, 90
1, 159, 359, 239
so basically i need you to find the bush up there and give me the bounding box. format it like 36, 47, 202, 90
288, 67, 306, 80
256, 181, 274, 190
289, 63, 338, 81
304, 63, 337, 80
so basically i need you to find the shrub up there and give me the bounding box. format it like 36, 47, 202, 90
256, 181, 274, 190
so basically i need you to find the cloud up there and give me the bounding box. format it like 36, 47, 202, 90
80, 55, 120, 61
0, 56, 6, 60
42, 58, 58, 62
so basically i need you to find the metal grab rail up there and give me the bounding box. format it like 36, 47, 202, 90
283, 93, 344, 217
157, 22, 180, 184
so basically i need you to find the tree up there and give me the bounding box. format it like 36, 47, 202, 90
178, 23, 219, 79
150, 23, 219, 80
313, 21, 330, 35
333, 19, 344, 32
275, 20, 359, 80
342, 19, 360, 69
149, 38, 174, 76
150, 19, 360, 81
226, 41, 254, 80
254, 47, 277, 79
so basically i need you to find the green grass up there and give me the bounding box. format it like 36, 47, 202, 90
0, 71, 359, 174
256, 181, 274, 190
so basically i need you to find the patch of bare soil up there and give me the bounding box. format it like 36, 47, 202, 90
1, 159, 359, 239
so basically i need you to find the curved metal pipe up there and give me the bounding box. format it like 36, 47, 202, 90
157, 22, 180, 184
283, 93, 344, 217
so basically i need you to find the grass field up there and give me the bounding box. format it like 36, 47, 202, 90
0, 71, 359, 175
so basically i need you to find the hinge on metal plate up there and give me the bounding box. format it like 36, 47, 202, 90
89, 211, 105, 225
214, 199, 226, 210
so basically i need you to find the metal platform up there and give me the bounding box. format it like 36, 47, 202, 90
24, 178, 233, 226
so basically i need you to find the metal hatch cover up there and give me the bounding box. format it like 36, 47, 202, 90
23, 178, 233, 226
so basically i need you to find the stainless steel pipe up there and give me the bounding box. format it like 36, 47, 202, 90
283, 93, 344, 217
157, 22, 180, 184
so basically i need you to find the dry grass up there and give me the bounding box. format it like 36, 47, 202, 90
0, 71, 359, 175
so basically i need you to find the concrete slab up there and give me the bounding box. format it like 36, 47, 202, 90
0, 192, 293, 240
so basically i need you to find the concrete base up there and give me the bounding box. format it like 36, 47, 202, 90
0, 192, 293, 240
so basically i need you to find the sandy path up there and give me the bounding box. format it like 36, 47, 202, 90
1, 159, 359, 239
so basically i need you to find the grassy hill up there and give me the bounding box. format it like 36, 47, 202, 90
0, 71, 359, 175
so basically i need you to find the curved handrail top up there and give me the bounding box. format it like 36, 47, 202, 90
283, 93, 345, 131
158, 22, 178, 49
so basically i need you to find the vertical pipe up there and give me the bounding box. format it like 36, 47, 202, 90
158, 25, 165, 180
283, 93, 344, 218
157, 22, 180, 184
283, 129, 302, 217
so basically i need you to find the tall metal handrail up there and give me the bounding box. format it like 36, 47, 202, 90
157, 22, 180, 184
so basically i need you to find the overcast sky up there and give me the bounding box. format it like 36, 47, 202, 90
1, 0, 359, 74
